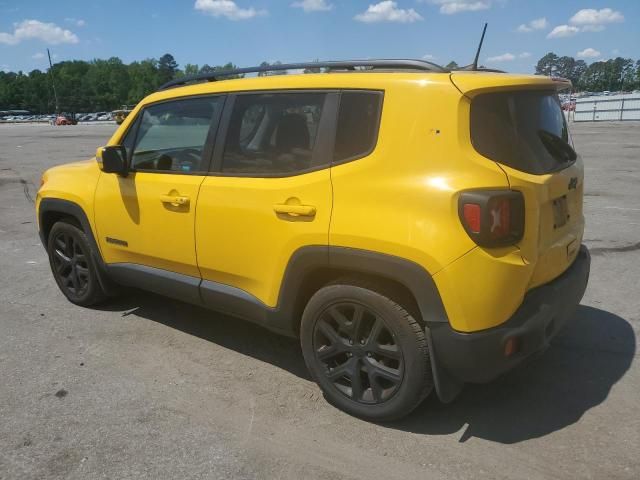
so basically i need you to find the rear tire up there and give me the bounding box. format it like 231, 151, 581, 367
300, 281, 433, 421
47, 221, 108, 306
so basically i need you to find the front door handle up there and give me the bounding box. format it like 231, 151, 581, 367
273, 204, 316, 217
160, 194, 190, 207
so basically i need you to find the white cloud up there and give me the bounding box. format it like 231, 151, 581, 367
355, 1, 423, 23
194, 0, 265, 20
487, 53, 515, 62
516, 17, 548, 33
291, 0, 333, 12
577, 48, 601, 59
485, 52, 531, 63
547, 24, 579, 39
569, 8, 623, 27
0, 19, 79, 45
32, 52, 45, 59
547, 8, 624, 39
422, 54, 436, 60
426, 1, 491, 15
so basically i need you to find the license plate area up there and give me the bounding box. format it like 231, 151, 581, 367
552, 195, 569, 229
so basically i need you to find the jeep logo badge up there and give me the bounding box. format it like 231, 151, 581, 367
568, 177, 578, 190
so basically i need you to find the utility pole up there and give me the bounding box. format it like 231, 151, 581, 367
47, 48, 59, 113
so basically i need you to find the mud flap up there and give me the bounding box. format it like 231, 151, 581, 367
425, 326, 464, 403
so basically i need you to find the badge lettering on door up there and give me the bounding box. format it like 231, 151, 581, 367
106, 237, 128, 247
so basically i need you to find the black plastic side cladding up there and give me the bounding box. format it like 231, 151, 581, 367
327, 246, 449, 324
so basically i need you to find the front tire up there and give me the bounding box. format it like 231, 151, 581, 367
300, 281, 433, 421
47, 221, 108, 306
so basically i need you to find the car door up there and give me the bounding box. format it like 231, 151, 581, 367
195, 91, 337, 309
94, 95, 225, 288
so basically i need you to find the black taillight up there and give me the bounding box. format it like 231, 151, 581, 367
458, 190, 524, 247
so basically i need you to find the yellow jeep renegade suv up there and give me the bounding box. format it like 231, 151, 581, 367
36, 60, 590, 421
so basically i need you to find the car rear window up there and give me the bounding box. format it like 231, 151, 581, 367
470, 90, 576, 175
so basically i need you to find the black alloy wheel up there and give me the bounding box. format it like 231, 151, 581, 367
313, 302, 404, 404
51, 230, 90, 297
46, 221, 108, 306
301, 282, 433, 421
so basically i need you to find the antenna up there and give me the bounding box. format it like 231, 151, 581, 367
471, 23, 488, 71
47, 48, 59, 113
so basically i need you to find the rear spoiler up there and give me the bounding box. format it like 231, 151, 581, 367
450, 72, 573, 96
550, 76, 572, 91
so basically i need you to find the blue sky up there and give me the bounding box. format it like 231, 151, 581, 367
1, 0, 638, 74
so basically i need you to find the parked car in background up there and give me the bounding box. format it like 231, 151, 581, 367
54, 114, 77, 126
113, 105, 135, 125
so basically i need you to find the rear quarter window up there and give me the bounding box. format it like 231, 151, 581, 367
333, 91, 382, 163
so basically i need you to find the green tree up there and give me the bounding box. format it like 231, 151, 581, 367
257, 61, 271, 77
184, 64, 200, 76
158, 53, 178, 85
127, 59, 159, 104
571, 60, 588, 86
535, 52, 559, 76
445, 61, 459, 70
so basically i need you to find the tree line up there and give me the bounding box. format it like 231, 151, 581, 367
2, 52, 640, 113
445, 54, 640, 92
0, 53, 249, 113
534, 53, 640, 92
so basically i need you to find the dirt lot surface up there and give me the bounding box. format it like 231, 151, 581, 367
1, 122, 638, 479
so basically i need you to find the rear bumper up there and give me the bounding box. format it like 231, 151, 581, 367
429, 244, 590, 384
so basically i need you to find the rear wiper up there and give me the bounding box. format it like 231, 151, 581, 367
538, 129, 577, 163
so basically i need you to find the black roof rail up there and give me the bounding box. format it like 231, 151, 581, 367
158, 59, 446, 91
454, 65, 506, 73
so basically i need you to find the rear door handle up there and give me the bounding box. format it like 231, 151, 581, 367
273, 204, 316, 217
160, 194, 190, 206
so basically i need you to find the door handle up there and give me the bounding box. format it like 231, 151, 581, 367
160, 194, 190, 206
273, 204, 316, 216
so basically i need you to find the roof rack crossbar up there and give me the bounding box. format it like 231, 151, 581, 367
158, 59, 446, 90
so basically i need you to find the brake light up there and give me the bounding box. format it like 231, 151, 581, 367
462, 204, 481, 233
458, 190, 524, 247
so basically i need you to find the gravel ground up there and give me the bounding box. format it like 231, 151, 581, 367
0, 122, 638, 480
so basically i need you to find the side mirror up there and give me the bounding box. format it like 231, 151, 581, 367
98, 145, 128, 176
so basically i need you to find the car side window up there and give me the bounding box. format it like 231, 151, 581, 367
130, 96, 223, 174
334, 91, 382, 163
222, 92, 327, 176
120, 115, 140, 161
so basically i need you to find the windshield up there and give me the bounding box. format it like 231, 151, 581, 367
470, 90, 576, 175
